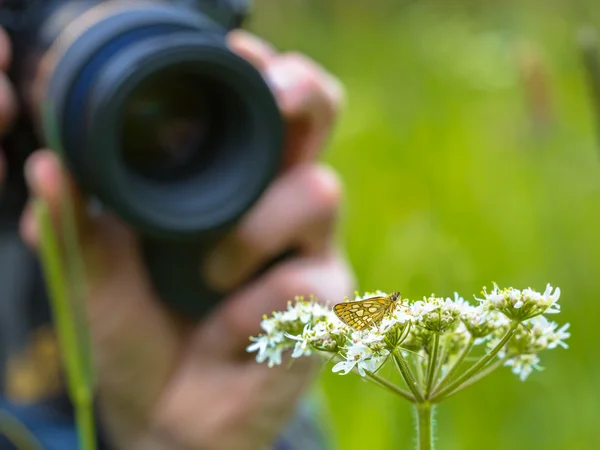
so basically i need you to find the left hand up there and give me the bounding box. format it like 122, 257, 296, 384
20, 30, 354, 450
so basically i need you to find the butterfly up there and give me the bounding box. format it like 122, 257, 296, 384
333, 292, 401, 331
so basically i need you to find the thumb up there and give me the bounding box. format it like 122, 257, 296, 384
19, 149, 94, 253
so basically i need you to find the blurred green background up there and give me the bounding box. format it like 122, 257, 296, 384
250, 1, 600, 449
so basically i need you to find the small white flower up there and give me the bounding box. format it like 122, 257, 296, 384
332, 342, 389, 376
504, 354, 543, 381
452, 292, 473, 313
247, 335, 285, 368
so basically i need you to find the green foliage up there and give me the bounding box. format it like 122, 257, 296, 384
251, 1, 600, 449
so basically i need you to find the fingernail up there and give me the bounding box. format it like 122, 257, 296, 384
265, 63, 302, 93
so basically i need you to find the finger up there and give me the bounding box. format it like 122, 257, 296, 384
203, 164, 342, 291
227, 29, 276, 71
0, 28, 12, 70
0, 73, 18, 136
19, 150, 91, 249
198, 251, 355, 357
263, 53, 345, 168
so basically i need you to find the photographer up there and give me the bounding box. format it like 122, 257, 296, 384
0, 25, 355, 450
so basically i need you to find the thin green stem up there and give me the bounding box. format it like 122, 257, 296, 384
364, 370, 415, 402
431, 336, 447, 385
393, 350, 424, 403
432, 322, 519, 402
416, 403, 434, 450
0, 410, 44, 450
434, 356, 509, 402
35, 201, 97, 450
75, 393, 97, 450
432, 337, 474, 395
424, 333, 441, 398
414, 352, 425, 389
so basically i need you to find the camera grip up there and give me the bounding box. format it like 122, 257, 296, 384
141, 237, 297, 319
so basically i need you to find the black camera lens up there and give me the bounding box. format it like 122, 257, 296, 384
40, 4, 283, 239
121, 71, 216, 181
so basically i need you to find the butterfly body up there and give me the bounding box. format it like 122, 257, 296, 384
333, 292, 401, 331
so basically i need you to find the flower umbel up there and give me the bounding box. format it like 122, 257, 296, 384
247, 284, 569, 450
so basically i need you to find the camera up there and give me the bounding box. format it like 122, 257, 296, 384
0, 0, 285, 318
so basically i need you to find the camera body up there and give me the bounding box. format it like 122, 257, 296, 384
0, 0, 285, 318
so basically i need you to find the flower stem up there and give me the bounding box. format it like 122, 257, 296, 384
416, 402, 434, 450
424, 333, 440, 398
364, 370, 415, 402
393, 351, 425, 403
432, 337, 474, 396
414, 353, 425, 388
435, 356, 508, 402
432, 322, 519, 402
431, 336, 447, 385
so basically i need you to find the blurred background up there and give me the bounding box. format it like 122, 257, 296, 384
249, 0, 599, 449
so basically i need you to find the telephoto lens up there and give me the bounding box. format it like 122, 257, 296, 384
1, 0, 285, 318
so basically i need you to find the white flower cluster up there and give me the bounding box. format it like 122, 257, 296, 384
477, 283, 561, 321
247, 284, 569, 384
247, 297, 339, 367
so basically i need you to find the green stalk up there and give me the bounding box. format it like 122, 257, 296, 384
424, 333, 440, 398
35, 201, 97, 450
415, 402, 434, 450
431, 336, 447, 385
414, 352, 425, 389
61, 174, 95, 391
432, 337, 474, 395
364, 370, 415, 402
393, 350, 424, 403
432, 322, 519, 402
434, 356, 509, 402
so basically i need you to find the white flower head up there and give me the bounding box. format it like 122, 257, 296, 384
477, 283, 561, 321
461, 304, 509, 339
411, 295, 461, 333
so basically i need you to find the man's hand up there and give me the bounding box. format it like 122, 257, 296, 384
16, 30, 355, 450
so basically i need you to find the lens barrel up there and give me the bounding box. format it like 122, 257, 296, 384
41, 2, 284, 239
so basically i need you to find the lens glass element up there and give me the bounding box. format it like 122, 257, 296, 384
121, 71, 217, 180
